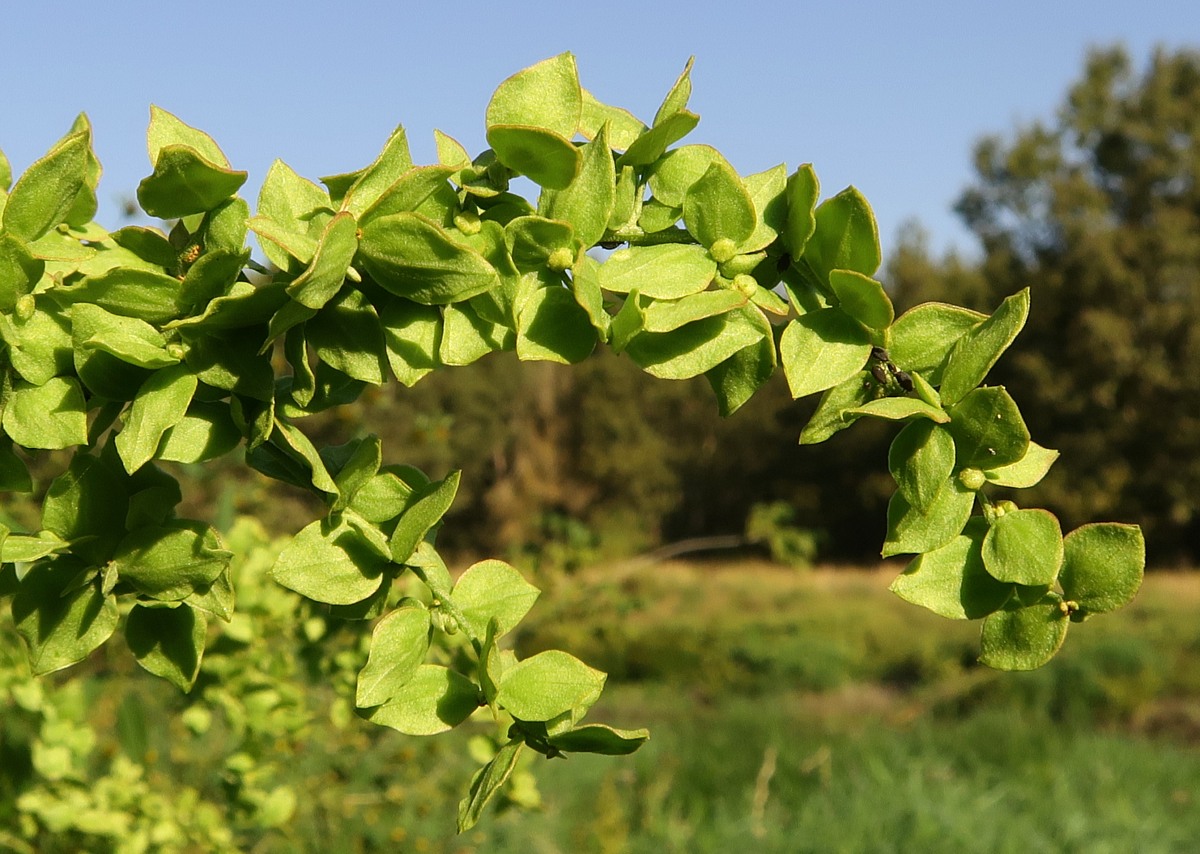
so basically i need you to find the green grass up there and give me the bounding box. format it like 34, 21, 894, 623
4, 563, 1199, 852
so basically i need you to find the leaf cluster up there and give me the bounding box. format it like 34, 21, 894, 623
0, 52, 1145, 829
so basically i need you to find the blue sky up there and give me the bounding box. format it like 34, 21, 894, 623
3, 1, 1197, 258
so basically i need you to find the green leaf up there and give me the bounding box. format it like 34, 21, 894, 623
638, 200, 682, 233
609, 289, 645, 354
654, 57, 694, 126
0, 532, 70, 564
828, 269, 893, 330
597, 244, 716, 299
890, 520, 1014, 620
59, 263, 184, 325
439, 301, 511, 366
740, 164, 789, 253
356, 603, 432, 707
979, 594, 1069, 671
486, 53, 582, 139
249, 216, 318, 271
458, 740, 524, 833
0, 435, 32, 492
882, 478, 975, 557
166, 280, 288, 333
984, 442, 1059, 488
497, 650, 606, 722
185, 567, 234, 622
802, 186, 880, 282
946, 386, 1030, 469
580, 91, 646, 151
42, 451, 129, 564
0, 231, 45, 310
366, 664, 480, 735
888, 422, 957, 514
110, 225, 178, 270
71, 303, 178, 370
505, 216, 576, 272
359, 164, 459, 227
306, 288, 388, 385
349, 470, 417, 525
1058, 523, 1145, 615
125, 603, 207, 691
390, 471, 461, 564
451, 559, 540, 640
617, 111, 700, 168
256, 159, 332, 270
285, 212, 358, 310
981, 508, 1064, 586
780, 308, 871, 399
568, 251, 610, 340
845, 397, 950, 424
939, 289, 1030, 405
2, 377, 87, 450
516, 285, 597, 364
178, 248, 249, 312
435, 129, 471, 169
546, 724, 650, 756
270, 517, 387, 605
183, 328, 275, 401
198, 196, 250, 255
798, 372, 872, 445
626, 307, 766, 380
648, 145, 729, 208
704, 305, 776, 416
782, 164, 820, 258
115, 364, 198, 473
146, 106, 230, 166
539, 123, 615, 248
683, 160, 757, 249
380, 298, 441, 385
485, 126, 581, 190
4, 299, 73, 385
642, 289, 747, 334
110, 524, 230, 601
358, 212, 501, 304
12, 563, 117, 675
137, 145, 247, 219
327, 435, 383, 512
156, 401, 241, 464
342, 125, 414, 217
2, 131, 89, 242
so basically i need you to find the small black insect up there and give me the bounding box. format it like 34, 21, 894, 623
870, 363, 890, 385
892, 369, 914, 392
870, 346, 890, 363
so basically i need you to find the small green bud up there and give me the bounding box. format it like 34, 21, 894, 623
166, 343, 187, 361
710, 237, 738, 264
454, 210, 482, 236
994, 500, 1019, 517
14, 294, 36, 321
719, 250, 765, 278
732, 274, 758, 298
547, 247, 574, 272
958, 468, 987, 491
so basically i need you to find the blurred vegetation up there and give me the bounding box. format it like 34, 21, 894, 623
3, 518, 1198, 852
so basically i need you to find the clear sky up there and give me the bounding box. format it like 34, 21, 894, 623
3, 1, 1196, 259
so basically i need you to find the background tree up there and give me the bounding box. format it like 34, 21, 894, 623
890, 45, 1200, 564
